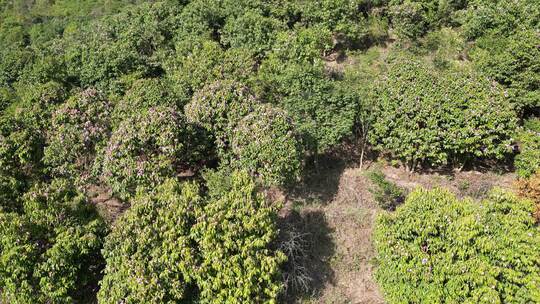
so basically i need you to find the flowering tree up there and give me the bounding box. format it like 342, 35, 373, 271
44, 88, 111, 185
98, 106, 207, 200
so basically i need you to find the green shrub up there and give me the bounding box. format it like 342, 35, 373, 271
185, 79, 259, 153
514, 118, 540, 178
230, 104, 303, 186
44, 88, 111, 184
193, 170, 286, 303
460, 0, 539, 40
0, 179, 107, 303
99, 170, 286, 303
98, 106, 206, 200
257, 61, 357, 153
221, 9, 285, 56
375, 188, 540, 303
98, 179, 201, 303
367, 169, 405, 210
389, 1, 427, 40
388, 0, 467, 40
297, 0, 369, 44
166, 40, 256, 103
369, 56, 517, 170
111, 78, 179, 126
470, 29, 540, 111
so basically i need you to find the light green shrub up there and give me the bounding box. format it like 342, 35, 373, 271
230, 104, 303, 186
98, 179, 201, 303
193, 170, 286, 303
375, 187, 540, 303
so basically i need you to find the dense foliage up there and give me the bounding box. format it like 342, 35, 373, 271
231, 104, 303, 186
98, 106, 206, 200
185, 79, 259, 154
44, 89, 111, 185
194, 170, 286, 303
0, 179, 107, 303
375, 188, 540, 303
99, 170, 285, 303
0, 0, 539, 302
514, 118, 540, 178
369, 56, 517, 170
98, 179, 201, 303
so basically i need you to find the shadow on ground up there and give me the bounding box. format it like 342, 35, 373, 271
277, 208, 336, 302
291, 154, 348, 206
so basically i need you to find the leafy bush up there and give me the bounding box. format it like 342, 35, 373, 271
230, 104, 303, 186
257, 61, 357, 153
111, 78, 179, 126
166, 40, 256, 103
460, 0, 539, 40
221, 9, 284, 56
298, 0, 368, 44
44, 88, 111, 184
514, 121, 540, 179
375, 188, 540, 303
185, 79, 259, 153
388, 0, 467, 40
98, 179, 201, 303
389, 1, 427, 40
470, 29, 540, 111
369, 56, 517, 170
98, 106, 206, 200
63, 1, 183, 92
0, 179, 106, 303
367, 169, 405, 210
99, 170, 286, 303
193, 170, 286, 303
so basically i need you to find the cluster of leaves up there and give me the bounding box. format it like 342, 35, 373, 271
0, 179, 107, 303
369, 56, 517, 170
367, 169, 405, 211
514, 118, 540, 178
99, 170, 286, 303
375, 188, 540, 303
44, 88, 111, 184
98, 106, 207, 200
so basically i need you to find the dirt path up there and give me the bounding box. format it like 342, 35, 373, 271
288, 159, 384, 304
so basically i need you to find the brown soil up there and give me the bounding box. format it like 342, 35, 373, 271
86, 185, 127, 224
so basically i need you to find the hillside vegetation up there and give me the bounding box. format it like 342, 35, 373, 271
0, 0, 539, 303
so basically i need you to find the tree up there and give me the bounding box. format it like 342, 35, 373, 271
230, 104, 303, 186
185, 79, 259, 154
470, 29, 540, 112
221, 9, 285, 57
98, 179, 201, 303
193, 170, 286, 303
257, 60, 357, 154
369, 56, 516, 170
0, 179, 106, 304
375, 188, 540, 303
98, 106, 207, 200
44, 88, 111, 185
111, 77, 180, 126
